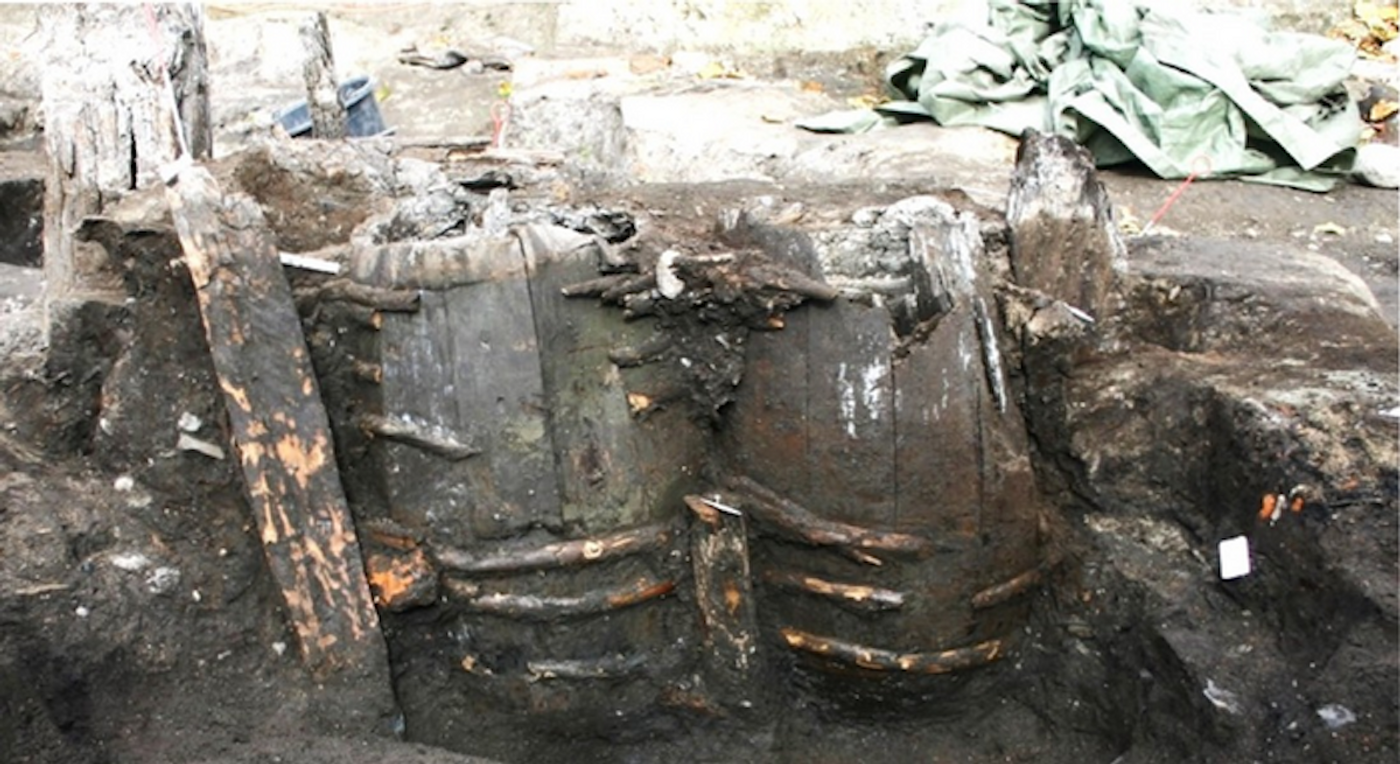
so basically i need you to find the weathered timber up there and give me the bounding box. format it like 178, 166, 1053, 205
779, 627, 1003, 674
725, 476, 932, 559
434, 523, 673, 574
761, 569, 905, 613
348, 236, 523, 290
163, 165, 392, 695
685, 495, 759, 684
805, 300, 896, 527
560, 273, 632, 298
442, 576, 676, 620
365, 547, 438, 612
299, 12, 346, 139
41, 3, 210, 310
357, 412, 479, 461
519, 224, 708, 531
297, 278, 423, 312
527, 655, 650, 681
971, 566, 1043, 610
371, 233, 560, 539
1006, 130, 1125, 319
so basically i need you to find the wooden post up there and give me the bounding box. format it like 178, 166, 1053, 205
163, 164, 394, 717
1005, 130, 1125, 320
300, 12, 346, 139
685, 495, 758, 697
40, 3, 211, 307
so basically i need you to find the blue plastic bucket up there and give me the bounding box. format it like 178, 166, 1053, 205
276, 75, 387, 138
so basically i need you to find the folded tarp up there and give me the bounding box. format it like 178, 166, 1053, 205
799, 0, 1359, 191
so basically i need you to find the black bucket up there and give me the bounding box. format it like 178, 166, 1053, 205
276, 75, 387, 138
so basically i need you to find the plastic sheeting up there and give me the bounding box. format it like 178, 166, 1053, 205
798, 0, 1359, 190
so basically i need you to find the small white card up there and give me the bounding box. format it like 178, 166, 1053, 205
1219, 536, 1251, 580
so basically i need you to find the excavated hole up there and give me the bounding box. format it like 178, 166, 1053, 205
2, 145, 1394, 764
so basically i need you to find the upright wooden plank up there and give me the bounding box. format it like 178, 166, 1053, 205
720, 309, 811, 503
444, 268, 561, 538
519, 227, 652, 531
378, 292, 480, 541
164, 166, 392, 695
804, 300, 896, 527
376, 238, 561, 542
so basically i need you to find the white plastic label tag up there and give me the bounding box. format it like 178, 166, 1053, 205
1219, 536, 1251, 580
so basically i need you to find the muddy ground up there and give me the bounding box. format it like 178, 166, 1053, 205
1, 6, 1397, 764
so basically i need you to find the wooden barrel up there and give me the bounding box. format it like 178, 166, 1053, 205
718, 203, 1045, 691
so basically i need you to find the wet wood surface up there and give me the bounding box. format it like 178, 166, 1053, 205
164, 164, 391, 691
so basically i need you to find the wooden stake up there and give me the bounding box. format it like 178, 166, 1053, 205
685, 495, 758, 685
163, 164, 390, 688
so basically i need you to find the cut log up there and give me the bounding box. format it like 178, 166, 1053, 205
163, 164, 393, 704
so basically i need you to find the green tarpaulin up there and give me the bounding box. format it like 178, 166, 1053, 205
798, 0, 1360, 191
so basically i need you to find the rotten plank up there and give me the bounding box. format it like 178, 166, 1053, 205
719, 308, 812, 505
374, 236, 561, 540
163, 164, 391, 689
520, 224, 705, 531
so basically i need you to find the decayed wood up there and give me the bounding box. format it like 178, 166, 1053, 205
357, 412, 479, 461
526, 655, 649, 681
295, 278, 423, 313
434, 523, 673, 574
299, 12, 345, 139
518, 223, 709, 531
779, 628, 1003, 674
685, 495, 758, 682
41, 3, 210, 305
347, 236, 523, 290
1006, 130, 1124, 319
971, 566, 1044, 610
725, 475, 932, 562
761, 569, 905, 612
163, 164, 390, 686
442, 576, 675, 620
